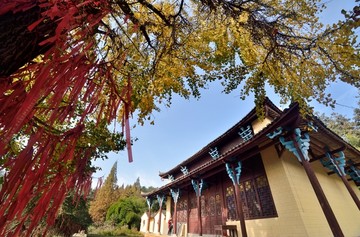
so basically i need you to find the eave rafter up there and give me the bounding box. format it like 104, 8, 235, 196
311, 146, 346, 162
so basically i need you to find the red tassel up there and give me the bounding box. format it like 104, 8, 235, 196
124, 76, 133, 162
0, 0, 125, 235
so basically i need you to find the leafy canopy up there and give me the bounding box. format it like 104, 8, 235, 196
0, 0, 359, 235
106, 196, 146, 229
317, 95, 360, 150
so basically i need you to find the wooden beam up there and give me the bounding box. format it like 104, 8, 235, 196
258, 139, 277, 151
173, 201, 177, 235
350, 162, 360, 167
292, 134, 344, 237
328, 163, 360, 175
146, 209, 151, 232
340, 174, 360, 210
158, 200, 163, 234
196, 180, 202, 236
310, 146, 346, 162
233, 177, 247, 237
323, 152, 360, 210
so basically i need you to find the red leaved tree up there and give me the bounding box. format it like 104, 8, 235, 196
0, 0, 132, 235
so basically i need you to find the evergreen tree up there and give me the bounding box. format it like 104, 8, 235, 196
89, 162, 119, 224
317, 94, 360, 150
134, 177, 141, 191
141, 186, 158, 193
52, 193, 92, 237
106, 178, 147, 230
106, 196, 146, 230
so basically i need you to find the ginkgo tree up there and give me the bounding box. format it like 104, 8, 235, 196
0, 0, 359, 235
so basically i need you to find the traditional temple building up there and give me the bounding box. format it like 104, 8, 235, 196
141, 98, 360, 237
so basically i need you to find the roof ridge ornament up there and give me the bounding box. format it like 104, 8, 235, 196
168, 174, 175, 181
209, 147, 220, 159
180, 166, 189, 175
238, 125, 253, 142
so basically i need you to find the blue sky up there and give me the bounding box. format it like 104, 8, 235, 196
92, 1, 359, 188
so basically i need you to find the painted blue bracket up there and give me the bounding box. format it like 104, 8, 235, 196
209, 147, 220, 159
168, 174, 175, 181
279, 128, 310, 162
180, 166, 189, 175
346, 160, 360, 182
191, 180, 198, 196
279, 136, 300, 161
235, 161, 242, 185
238, 125, 253, 142
157, 194, 165, 207
191, 179, 204, 197
199, 179, 204, 194
320, 151, 345, 176
266, 127, 283, 139
307, 121, 318, 132
226, 163, 235, 185
226, 162, 242, 185
146, 197, 153, 209
170, 188, 180, 203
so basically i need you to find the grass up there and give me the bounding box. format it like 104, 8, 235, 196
87, 225, 143, 237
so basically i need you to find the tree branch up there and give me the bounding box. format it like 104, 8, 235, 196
115, 0, 155, 49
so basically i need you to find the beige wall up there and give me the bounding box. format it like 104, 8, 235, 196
313, 161, 360, 236
156, 141, 360, 237
153, 210, 166, 234
227, 145, 316, 236
237, 145, 360, 237
166, 196, 172, 221
164, 197, 172, 234
140, 213, 147, 233
140, 197, 172, 234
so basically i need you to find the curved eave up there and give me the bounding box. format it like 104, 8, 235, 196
146, 102, 298, 197
158, 98, 282, 179
309, 116, 360, 164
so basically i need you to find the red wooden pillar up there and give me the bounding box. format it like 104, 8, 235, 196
157, 195, 165, 234
146, 197, 152, 232
173, 202, 177, 235
147, 209, 151, 232
170, 188, 180, 235
324, 152, 360, 210
197, 193, 202, 236
158, 208, 162, 233
226, 162, 247, 237
187, 191, 190, 233
290, 132, 344, 237
340, 175, 360, 210
233, 180, 247, 237
192, 179, 203, 236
